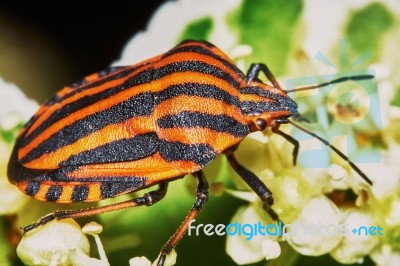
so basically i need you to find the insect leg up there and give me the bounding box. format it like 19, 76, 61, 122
157, 171, 209, 266
246, 63, 282, 90
23, 183, 168, 233
225, 150, 280, 222
272, 124, 299, 165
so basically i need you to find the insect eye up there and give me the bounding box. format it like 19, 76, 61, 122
256, 118, 267, 130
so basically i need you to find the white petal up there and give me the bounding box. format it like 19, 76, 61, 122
330, 210, 380, 264
0, 77, 38, 127
226, 205, 274, 264
385, 199, 400, 226
151, 249, 177, 266
358, 162, 399, 201
329, 164, 347, 181
82, 221, 104, 235
262, 239, 281, 260
224, 188, 258, 203
286, 196, 342, 255
115, 0, 241, 66
0, 178, 28, 214
371, 245, 400, 266
129, 256, 152, 266
17, 219, 90, 266
69, 249, 107, 266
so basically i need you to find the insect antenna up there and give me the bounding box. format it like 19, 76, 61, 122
284, 74, 374, 93
287, 120, 373, 186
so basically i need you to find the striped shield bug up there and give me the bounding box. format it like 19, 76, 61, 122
8, 39, 373, 265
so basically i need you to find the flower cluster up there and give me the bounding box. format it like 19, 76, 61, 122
224, 7, 400, 266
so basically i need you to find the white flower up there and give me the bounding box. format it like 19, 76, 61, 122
357, 158, 399, 202
261, 239, 281, 260
0, 77, 38, 215
82, 222, 110, 266
385, 199, 400, 226
17, 219, 90, 266
226, 205, 278, 264
286, 196, 343, 255
129, 256, 152, 266
0, 77, 38, 129
330, 210, 380, 264
69, 249, 109, 266
17, 219, 119, 266
151, 250, 177, 266
371, 245, 400, 266
114, 0, 241, 66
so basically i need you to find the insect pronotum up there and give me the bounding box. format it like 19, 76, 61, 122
8, 40, 373, 265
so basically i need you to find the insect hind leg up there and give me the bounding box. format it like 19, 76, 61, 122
23, 183, 168, 233
157, 171, 209, 266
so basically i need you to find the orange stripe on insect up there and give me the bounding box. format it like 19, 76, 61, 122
176, 40, 238, 68
157, 127, 242, 153
154, 95, 243, 121
157, 50, 244, 83
24, 78, 132, 138
239, 93, 276, 103
22, 116, 154, 169
18, 84, 152, 159
54, 184, 74, 203
67, 152, 200, 181
24, 182, 55, 202
20, 72, 235, 159
86, 183, 102, 202
49, 182, 101, 203
152, 71, 239, 95
16, 181, 29, 195
24, 65, 150, 137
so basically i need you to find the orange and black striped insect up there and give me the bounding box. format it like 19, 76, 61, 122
8, 40, 373, 265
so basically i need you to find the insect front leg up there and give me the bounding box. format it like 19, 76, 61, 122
23, 183, 169, 233
272, 123, 300, 165
157, 171, 209, 266
225, 149, 280, 222
246, 63, 282, 90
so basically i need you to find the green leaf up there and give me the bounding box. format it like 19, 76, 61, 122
229, 0, 303, 75
345, 2, 393, 60
391, 87, 400, 107
0, 123, 23, 143
178, 17, 214, 41
0, 217, 11, 266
